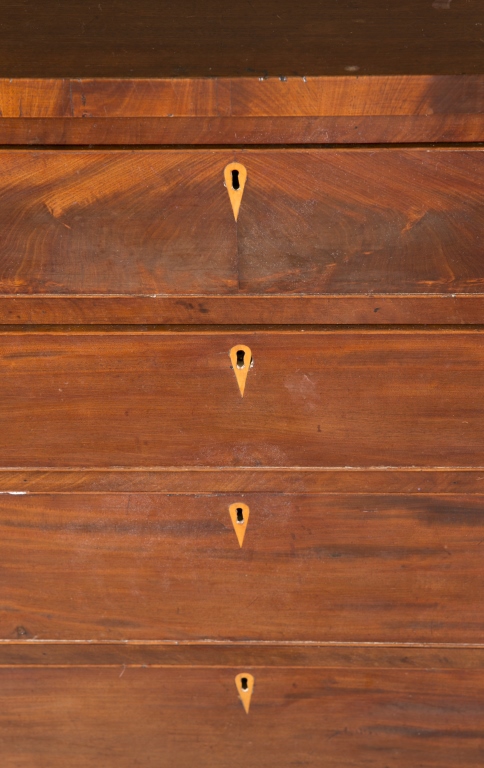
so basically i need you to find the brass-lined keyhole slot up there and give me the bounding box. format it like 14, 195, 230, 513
236, 349, 246, 368
231, 169, 240, 190
240, 677, 249, 691
236, 507, 244, 524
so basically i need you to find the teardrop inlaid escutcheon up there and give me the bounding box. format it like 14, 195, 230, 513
224, 162, 247, 221
229, 344, 252, 397
229, 503, 250, 548
235, 673, 254, 714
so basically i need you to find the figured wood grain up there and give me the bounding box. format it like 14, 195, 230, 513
0, 667, 483, 767
1, 331, 484, 468
1, 492, 484, 643
0, 0, 482, 78
0, 151, 237, 296
2, 149, 484, 310
236, 149, 484, 296
4, 76, 481, 119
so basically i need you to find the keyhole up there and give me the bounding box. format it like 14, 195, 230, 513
236, 508, 244, 524
236, 349, 245, 368
232, 169, 240, 190
241, 677, 249, 691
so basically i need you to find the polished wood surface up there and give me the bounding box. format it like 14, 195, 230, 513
0, 0, 482, 77
1, 330, 484, 468
237, 149, 484, 295
2, 467, 484, 494
1, 149, 484, 321
2, 115, 484, 145
3, 643, 484, 668
1, 5, 483, 759
3, 296, 484, 326
0, 667, 483, 767
1, 492, 484, 643
3, 76, 484, 117
2, 75, 484, 145
0, 151, 237, 296
0, 7, 480, 143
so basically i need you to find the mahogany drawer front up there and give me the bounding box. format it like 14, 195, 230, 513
1, 148, 484, 324
1, 666, 483, 768
2, 492, 484, 643
1, 330, 484, 468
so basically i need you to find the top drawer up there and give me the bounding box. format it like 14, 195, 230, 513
1, 148, 484, 324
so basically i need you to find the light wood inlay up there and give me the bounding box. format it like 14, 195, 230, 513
229, 502, 250, 548
235, 673, 254, 714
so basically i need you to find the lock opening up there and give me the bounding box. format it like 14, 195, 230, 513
231, 169, 240, 190
236, 349, 245, 369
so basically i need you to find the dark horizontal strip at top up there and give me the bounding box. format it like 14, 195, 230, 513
0, 0, 483, 78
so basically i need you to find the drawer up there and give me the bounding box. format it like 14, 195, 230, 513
0, 666, 482, 767
1, 330, 484, 468
2, 492, 484, 643
1, 148, 484, 324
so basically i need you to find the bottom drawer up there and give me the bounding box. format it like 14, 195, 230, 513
1, 666, 482, 767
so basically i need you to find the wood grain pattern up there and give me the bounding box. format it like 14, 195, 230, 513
1, 11, 483, 145
2, 75, 484, 146
2, 2, 483, 761
0, 0, 482, 77
2, 468, 484, 494
0, 79, 72, 118
2, 149, 484, 310
1, 330, 484, 469
0, 667, 483, 767
3, 643, 484, 668
3, 295, 484, 326
1, 492, 484, 643
1, 115, 483, 145
0, 151, 237, 296
2, 75, 484, 120
66, 76, 484, 118
236, 149, 484, 296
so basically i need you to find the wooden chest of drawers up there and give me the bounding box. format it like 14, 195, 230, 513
1, 1, 484, 765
